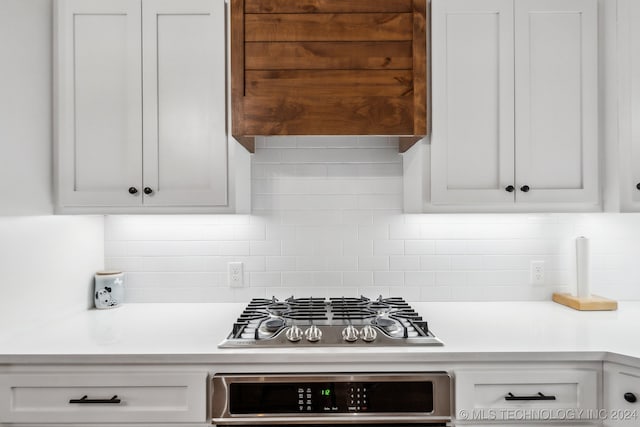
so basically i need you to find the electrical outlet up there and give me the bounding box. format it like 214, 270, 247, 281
228, 262, 244, 288
530, 260, 545, 285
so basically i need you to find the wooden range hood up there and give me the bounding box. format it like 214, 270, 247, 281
231, 0, 428, 153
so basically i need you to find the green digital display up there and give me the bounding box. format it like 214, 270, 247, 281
321, 389, 331, 396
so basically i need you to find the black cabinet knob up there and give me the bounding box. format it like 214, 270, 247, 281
505, 185, 515, 192
128, 187, 138, 195
636, 183, 640, 190
624, 392, 637, 403
520, 185, 530, 193
143, 187, 153, 195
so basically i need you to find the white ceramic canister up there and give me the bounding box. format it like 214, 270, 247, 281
94, 271, 124, 309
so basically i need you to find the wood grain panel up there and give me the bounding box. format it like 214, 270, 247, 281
245, 41, 413, 70
242, 96, 414, 135
412, 0, 428, 135
245, 70, 414, 97
231, 0, 429, 151
399, 136, 422, 153
245, 13, 413, 42
231, 0, 246, 142
245, 0, 412, 13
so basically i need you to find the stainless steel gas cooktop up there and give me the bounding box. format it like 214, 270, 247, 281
218, 296, 443, 347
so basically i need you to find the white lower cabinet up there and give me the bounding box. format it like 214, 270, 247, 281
604, 363, 640, 427
455, 365, 600, 425
0, 368, 207, 424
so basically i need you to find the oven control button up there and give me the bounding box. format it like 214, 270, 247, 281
360, 325, 377, 342
304, 325, 322, 342
342, 325, 359, 342
286, 325, 303, 342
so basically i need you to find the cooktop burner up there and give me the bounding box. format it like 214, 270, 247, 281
218, 296, 443, 347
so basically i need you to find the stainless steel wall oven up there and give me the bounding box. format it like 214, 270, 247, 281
210, 373, 452, 426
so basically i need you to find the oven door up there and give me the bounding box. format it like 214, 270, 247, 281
210, 373, 452, 426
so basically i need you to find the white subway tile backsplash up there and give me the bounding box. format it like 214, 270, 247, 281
358, 256, 390, 272
313, 272, 342, 286
282, 272, 314, 287
419, 286, 453, 301
389, 223, 422, 240
358, 225, 389, 240
266, 256, 297, 271
420, 255, 451, 271
343, 272, 374, 287
450, 255, 484, 271
235, 256, 266, 272
104, 139, 640, 302
282, 240, 315, 256
136, 256, 207, 272
296, 256, 327, 271
219, 241, 251, 256
374, 271, 405, 286
389, 256, 420, 271
394, 287, 422, 301
405, 271, 436, 286
356, 163, 403, 177
326, 256, 358, 271
405, 240, 436, 255
435, 272, 467, 286
373, 240, 404, 256
250, 240, 281, 256
250, 272, 281, 287
357, 194, 403, 210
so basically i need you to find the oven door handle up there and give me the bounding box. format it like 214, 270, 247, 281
212, 415, 452, 425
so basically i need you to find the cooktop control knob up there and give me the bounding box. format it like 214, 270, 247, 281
360, 325, 377, 342
304, 325, 322, 342
285, 325, 303, 342
342, 325, 359, 342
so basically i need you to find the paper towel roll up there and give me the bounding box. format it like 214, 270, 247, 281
576, 236, 591, 298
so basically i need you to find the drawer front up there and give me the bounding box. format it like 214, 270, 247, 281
604, 363, 640, 427
0, 372, 206, 424
455, 369, 599, 422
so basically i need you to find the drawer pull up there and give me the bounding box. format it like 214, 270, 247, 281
624, 392, 637, 403
69, 395, 121, 404
505, 392, 556, 401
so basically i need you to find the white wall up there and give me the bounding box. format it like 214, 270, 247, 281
105, 137, 640, 303
0, 0, 104, 335
0, 0, 54, 215
0, 216, 104, 328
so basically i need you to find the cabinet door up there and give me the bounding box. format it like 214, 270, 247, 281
0, 371, 206, 423
620, 0, 640, 208
456, 368, 599, 422
514, 0, 598, 204
142, 0, 228, 207
56, 0, 142, 207
431, 0, 515, 204
604, 363, 640, 427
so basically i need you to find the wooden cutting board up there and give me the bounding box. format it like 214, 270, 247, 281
552, 293, 618, 311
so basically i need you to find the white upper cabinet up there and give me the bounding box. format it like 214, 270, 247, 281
430, 0, 599, 210
142, 0, 227, 207
55, 0, 233, 212
431, 0, 515, 205
514, 0, 598, 204
56, 0, 142, 207
619, 0, 640, 211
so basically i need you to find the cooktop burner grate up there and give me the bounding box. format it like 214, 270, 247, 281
220, 295, 444, 347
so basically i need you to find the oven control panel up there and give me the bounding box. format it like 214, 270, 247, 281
228, 380, 433, 414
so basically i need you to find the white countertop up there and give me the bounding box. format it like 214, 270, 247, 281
0, 301, 638, 366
